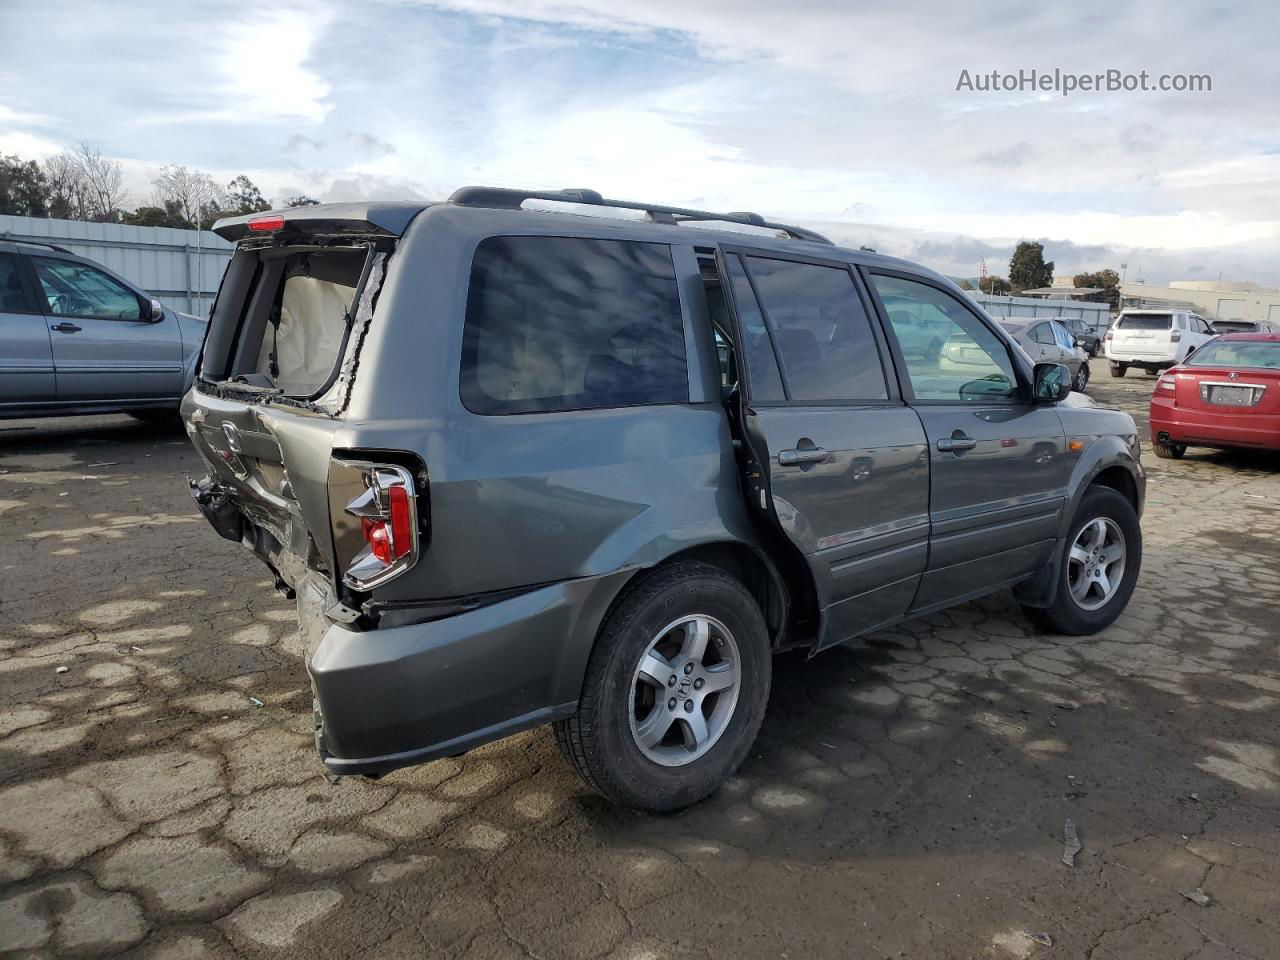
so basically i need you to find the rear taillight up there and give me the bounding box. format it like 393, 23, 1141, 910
1104, 331, 1113, 341
343, 464, 419, 588
1156, 375, 1176, 392
1170, 330, 1182, 342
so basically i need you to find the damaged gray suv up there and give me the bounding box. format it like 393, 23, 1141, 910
184, 188, 1145, 811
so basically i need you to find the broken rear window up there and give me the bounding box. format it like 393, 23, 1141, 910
200, 246, 374, 404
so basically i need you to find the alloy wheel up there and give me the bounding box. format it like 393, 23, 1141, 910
1067, 517, 1126, 610
628, 615, 741, 766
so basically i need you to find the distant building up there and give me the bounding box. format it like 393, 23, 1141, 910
1120, 279, 1280, 325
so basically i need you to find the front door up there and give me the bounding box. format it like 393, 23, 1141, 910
717, 248, 930, 648
866, 272, 1071, 612
0, 251, 55, 405
29, 255, 184, 401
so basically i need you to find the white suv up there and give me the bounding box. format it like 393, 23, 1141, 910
1105, 310, 1215, 377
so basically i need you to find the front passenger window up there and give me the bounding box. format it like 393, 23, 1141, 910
871, 275, 1018, 402
31, 258, 144, 320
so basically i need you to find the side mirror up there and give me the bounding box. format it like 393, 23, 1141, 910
1033, 362, 1071, 403
144, 297, 164, 322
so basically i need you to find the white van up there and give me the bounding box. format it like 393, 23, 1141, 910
1104, 310, 1215, 377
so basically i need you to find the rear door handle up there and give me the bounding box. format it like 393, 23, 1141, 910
936, 434, 977, 452
778, 446, 829, 465
50, 322, 82, 333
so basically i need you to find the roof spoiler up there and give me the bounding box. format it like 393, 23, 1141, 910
448, 186, 833, 245
212, 202, 427, 243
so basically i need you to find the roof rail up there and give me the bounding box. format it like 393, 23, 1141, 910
447, 186, 833, 245
0, 233, 72, 254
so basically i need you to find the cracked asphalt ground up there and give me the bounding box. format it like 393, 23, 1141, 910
2, 361, 1278, 960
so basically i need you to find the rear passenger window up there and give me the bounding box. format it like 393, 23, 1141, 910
744, 257, 888, 402
724, 254, 785, 402
461, 236, 688, 415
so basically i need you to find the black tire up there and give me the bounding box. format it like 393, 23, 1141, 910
554, 561, 771, 812
926, 338, 943, 363
128, 408, 181, 426
1022, 487, 1142, 636
1109, 363, 1127, 378
1153, 439, 1186, 459
1073, 363, 1090, 392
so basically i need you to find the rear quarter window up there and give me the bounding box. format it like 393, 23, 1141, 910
460, 236, 688, 415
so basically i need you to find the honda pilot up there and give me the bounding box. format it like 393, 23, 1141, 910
184, 188, 1146, 811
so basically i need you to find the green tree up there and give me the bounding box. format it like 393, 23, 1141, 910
284, 194, 321, 207
0, 154, 50, 216
122, 200, 194, 229
1008, 241, 1054, 292
978, 275, 1013, 295
1073, 269, 1121, 310
224, 175, 271, 215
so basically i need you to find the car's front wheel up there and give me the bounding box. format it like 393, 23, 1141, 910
554, 562, 771, 812
1022, 486, 1142, 635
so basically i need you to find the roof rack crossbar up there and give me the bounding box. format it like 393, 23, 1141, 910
0, 232, 72, 254
447, 186, 832, 244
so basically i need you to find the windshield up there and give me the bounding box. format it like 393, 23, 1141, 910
1117, 313, 1172, 330
1185, 340, 1280, 370
1211, 321, 1257, 333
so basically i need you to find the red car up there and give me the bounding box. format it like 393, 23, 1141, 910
1148, 333, 1280, 458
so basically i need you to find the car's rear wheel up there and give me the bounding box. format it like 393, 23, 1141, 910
1022, 487, 1142, 635
1109, 362, 1127, 378
1073, 363, 1090, 392
554, 561, 771, 812
1153, 439, 1187, 459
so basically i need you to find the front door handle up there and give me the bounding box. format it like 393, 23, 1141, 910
778, 446, 829, 466
50, 322, 82, 333
936, 434, 977, 453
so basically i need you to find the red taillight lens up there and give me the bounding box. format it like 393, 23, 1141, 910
1156, 376, 1175, 392
1170, 330, 1182, 342
248, 214, 285, 232
1104, 331, 1113, 341
361, 517, 393, 563
388, 484, 411, 551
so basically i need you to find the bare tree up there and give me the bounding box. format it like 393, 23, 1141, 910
72, 141, 127, 221
43, 152, 91, 220
152, 164, 222, 228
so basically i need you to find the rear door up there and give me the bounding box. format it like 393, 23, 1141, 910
865, 271, 1070, 611
0, 251, 55, 405
717, 247, 930, 647
29, 255, 184, 401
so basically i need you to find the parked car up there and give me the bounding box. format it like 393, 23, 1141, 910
1149, 332, 1280, 458
184, 189, 1146, 811
1062, 317, 1101, 357
997, 318, 1090, 392
1104, 309, 1215, 377
0, 239, 206, 421
1209, 319, 1277, 335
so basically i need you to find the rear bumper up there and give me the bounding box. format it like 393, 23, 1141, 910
305, 569, 631, 776
1150, 399, 1280, 450
1106, 350, 1176, 368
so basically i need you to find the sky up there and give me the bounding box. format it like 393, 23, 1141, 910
2, 0, 1279, 285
